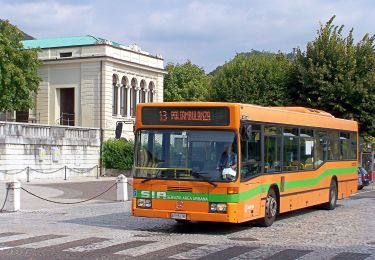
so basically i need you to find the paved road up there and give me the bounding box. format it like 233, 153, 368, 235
0, 182, 374, 259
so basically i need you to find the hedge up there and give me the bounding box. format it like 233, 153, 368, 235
102, 139, 134, 170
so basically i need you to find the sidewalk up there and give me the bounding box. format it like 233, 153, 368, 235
364, 181, 375, 190
0, 176, 132, 211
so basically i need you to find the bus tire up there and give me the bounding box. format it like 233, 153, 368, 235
258, 188, 278, 227
322, 179, 337, 210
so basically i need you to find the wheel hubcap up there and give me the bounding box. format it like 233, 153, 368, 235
266, 196, 277, 217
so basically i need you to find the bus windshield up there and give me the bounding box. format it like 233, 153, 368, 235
134, 129, 237, 182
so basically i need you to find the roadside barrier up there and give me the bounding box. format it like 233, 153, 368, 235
0, 175, 131, 212
0, 165, 99, 182
1, 168, 28, 175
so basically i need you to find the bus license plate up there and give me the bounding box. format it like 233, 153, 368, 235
171, 213, 187, 220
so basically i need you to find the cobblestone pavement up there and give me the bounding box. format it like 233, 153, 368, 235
0, 185, 374, 259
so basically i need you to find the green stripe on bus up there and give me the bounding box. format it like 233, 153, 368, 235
284, 167, 356, 190
134, 167, 357, 203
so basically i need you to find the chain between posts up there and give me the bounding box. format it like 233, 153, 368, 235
1, 168, 27, 175
66, 165, 97, 173
19, 165, 99, 181
30, 167, 65, 174
20, 182, 118, 205
2, 165, 100, 183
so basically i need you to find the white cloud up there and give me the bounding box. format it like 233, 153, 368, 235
0, 1, 94, 37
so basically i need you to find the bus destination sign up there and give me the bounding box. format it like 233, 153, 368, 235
142, 107, 230, 126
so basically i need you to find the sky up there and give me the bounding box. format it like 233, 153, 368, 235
1, 0, 374, 72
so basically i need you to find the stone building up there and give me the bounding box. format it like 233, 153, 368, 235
21, 35, 166, 140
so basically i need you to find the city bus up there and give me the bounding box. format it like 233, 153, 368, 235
132, 102, 358, 226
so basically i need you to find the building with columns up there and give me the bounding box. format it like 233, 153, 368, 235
21, 35, 166, 140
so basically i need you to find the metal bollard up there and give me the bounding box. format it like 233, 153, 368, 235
116, 174, 128, 201
96, 165, 99, 179
26, 167, 30, 183
5, 181, 21, 212
64, 166, 67, 181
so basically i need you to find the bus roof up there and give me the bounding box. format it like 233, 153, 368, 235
136, 102, 358, 132
240, 103, 357, 131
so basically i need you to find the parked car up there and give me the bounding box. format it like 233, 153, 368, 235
358, 167, 370, 190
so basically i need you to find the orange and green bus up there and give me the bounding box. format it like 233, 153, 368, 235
132, 102, 358, 226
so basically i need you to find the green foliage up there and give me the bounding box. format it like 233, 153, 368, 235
164, 60, 211, 101
102, 139, 134, 170
211, 51, 292, 106
0, 20, 41, 111
363, 136, 375, 144
292, 16, 375, 136
363, 135, 375, 152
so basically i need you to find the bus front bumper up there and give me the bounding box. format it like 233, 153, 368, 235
132, 208, 238, 223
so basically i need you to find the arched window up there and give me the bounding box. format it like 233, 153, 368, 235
148, 81, 155, 103
139, 80, 146, 103
120, 76, 128, 116
112, 74, 119, 115
130, 78, 137, 117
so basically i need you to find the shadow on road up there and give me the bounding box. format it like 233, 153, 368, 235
63, 202, 349, 235
275, 204, 343, 221
63, 212, 251, 235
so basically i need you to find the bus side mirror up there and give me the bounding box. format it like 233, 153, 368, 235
240, 125, 252, 140
115, 122, 123, 139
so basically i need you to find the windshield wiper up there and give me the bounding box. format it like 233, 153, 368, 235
192, 172, 217, 187
141, 171, 161, 184
141, 178, 152, 184
140, 169, 166, 183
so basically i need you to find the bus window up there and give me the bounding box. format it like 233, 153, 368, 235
170, 134, 188, 167
349, 132, 357, 160
328, 131, 340, 160
264, 126, 282, 173
241, 126, 261, 181
283, 127, 299, 171
340, 132, 351, 160
299, 129, 315, 170
135, 129, 237, 182
136, 132, 163, 177
314, 130, 327, 167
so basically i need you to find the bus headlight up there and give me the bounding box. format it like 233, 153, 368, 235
137, 198, 152, 208
209, 203, 227, 213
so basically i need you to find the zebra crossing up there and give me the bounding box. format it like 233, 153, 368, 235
0, 232, 373, 259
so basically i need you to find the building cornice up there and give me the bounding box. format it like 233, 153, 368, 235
37, 43, 164, 60
41, 55, 167, 74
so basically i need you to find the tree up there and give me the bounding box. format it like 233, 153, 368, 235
0, 20, 40, 111
211, 51, 292, 106
292, 16, 375, 136
163, 61, 211, 102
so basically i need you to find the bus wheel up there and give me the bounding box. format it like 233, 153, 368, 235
322, 179, 337, 210
258, 188, 278, 227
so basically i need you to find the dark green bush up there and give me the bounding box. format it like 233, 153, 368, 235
102, 139, 134, 170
